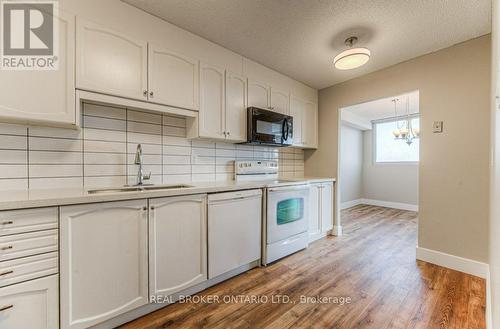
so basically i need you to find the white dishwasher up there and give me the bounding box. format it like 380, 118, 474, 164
208, 189, 262, 279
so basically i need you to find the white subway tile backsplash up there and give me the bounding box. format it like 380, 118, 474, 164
83, 128, 126, 142
30, 151, 82, 164
163, 115, 186, 127
0, 135, 27, 150
29, 137, 82, 152
84, 140, 125, 153
83, 115, 126, 131
85, 153, 127, 165
83, 103, 126, 120
0, 150, 27, 164
163, 125, 186, 137
0, 165, 27, 178
29, 164, 82, 178
84, 164, 127, 176
128, 109, 161, 124
0, 103, 305, 190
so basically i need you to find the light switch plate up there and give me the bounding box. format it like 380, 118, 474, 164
432, 121, 443, 133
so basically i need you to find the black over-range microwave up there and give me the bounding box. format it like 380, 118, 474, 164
244, 107, 293, 146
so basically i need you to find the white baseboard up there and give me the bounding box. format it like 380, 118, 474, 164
361, 199, 418, 211
332, 225, 343, 236
416, 246, 489, 278
340, 199, 364, 210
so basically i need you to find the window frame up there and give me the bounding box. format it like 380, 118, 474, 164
372, 114, 420, 165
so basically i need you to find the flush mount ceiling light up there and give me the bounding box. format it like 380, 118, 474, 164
333, 36, 371, 70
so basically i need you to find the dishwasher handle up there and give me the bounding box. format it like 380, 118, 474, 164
208, 189, 263, 203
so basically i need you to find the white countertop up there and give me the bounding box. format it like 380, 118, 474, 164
0, 177, 335, 211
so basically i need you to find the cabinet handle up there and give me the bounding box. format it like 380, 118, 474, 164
0, 305, 13, 312
0, 220, 13, 225
142, 207, 147, 211
0, 270, 13, 276
227, 131, 230, 136
149, 91, 154, 97
150, 206, 155, 210
143, 90, 148, 97
0, 245, 12, 251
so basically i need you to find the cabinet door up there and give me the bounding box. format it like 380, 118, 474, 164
290, 96, 304, 147
0, 11, 75, 125
0, 275, 58, 329
149, 195, 207, 297
303, 101, 318, 148
225, 71, 247, 142
60, 200, 148, 329
308, 184, 322, 241
148, 44, 199, 110
247, 79, 270, 109
199, 63, 225, 139
321, 183, 334, 232
76, 19, 148, 101
270, 88, 290, 114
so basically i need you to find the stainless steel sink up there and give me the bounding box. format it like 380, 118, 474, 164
87, 184, 193, 194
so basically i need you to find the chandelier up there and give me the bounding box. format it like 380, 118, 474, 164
391, 96, 420, 145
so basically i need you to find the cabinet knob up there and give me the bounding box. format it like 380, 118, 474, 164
142, 207, 147, 211
143, 90, 148, 97
149, 91, 154, 97
0, 220, 13, 225
150, 206, 155, 210
227, 131, 230, 136
1, 245, 12, 251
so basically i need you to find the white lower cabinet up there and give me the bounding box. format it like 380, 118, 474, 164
60, 199, 149, 329
208, 190, 262, 278
308, 182, 334, 242
149, 194, 207, 297
0, 274, 58, 329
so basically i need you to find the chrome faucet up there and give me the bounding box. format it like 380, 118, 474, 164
134, 144, 151, 185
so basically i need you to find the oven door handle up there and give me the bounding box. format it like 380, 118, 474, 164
268, 184, 309, 193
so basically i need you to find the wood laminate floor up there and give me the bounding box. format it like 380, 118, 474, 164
121, 205, 486, 329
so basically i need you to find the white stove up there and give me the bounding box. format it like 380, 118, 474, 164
235, 160, 310, 265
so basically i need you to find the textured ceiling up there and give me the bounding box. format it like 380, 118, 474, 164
123, 0, 491, 89
343, 91, 419, 122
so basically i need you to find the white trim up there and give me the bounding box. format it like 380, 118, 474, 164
340, 199, 364, 209
487, 270, 492, 329
332, 225, 343, 236
361, 199, 418, 211
416, 246, 489, 279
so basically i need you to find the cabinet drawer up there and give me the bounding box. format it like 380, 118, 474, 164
0, 230, 58, 262
0, 207, 58, 237
0, 274, 59, 329
0, 252, 58, 288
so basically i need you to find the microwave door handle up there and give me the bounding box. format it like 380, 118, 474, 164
282, 118, 288, 141
285, 119, 290, 141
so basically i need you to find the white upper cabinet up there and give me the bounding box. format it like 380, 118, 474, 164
303, 101, 318, 148
270, 88, 290, 114
60, 200, 149, 329
148, 44, 199, 110
199, 63, 225, 139
290, 96, 303, 145
76, 19, 148, 101
149, 195, 207, 297
290, 96, 318, 149
0, 11, 75, 126
247, 79, 270, 109
225, 71, 247, 142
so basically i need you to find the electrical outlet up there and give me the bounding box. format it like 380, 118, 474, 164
432, 121, 443, 133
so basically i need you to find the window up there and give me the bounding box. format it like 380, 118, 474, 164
374, 117, 419, 163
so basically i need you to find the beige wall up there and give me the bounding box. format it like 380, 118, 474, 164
306, 35, 491, 263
